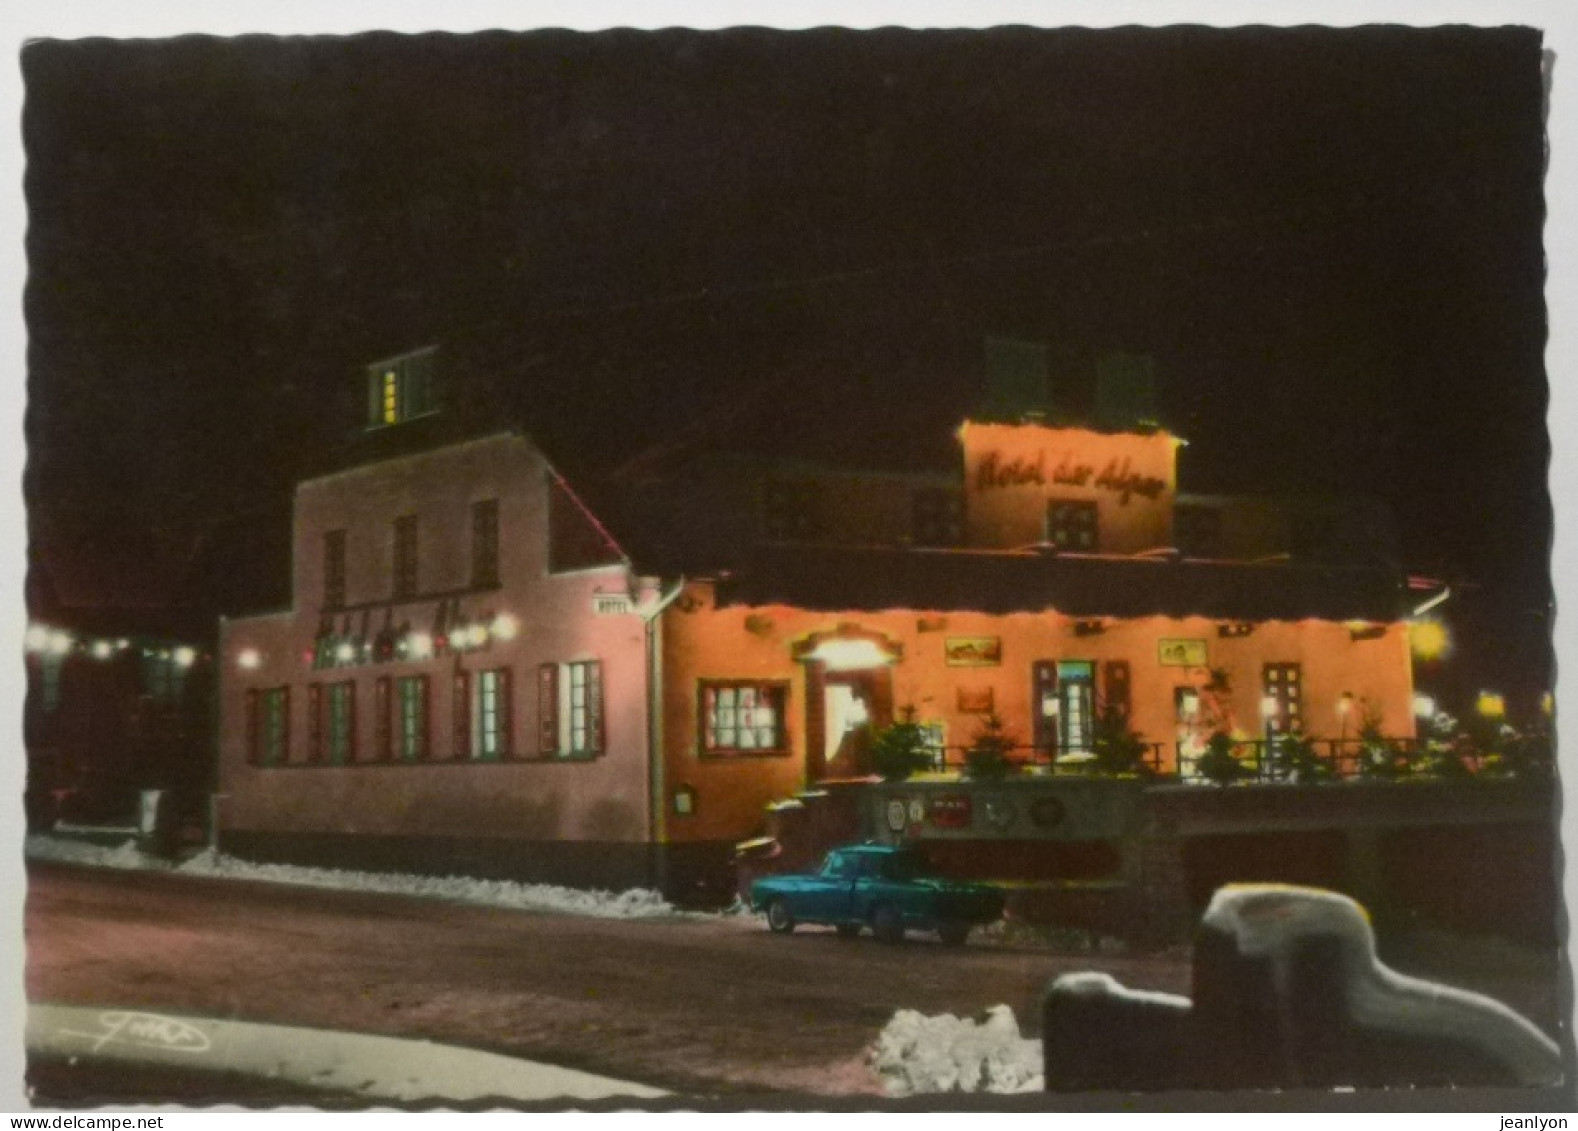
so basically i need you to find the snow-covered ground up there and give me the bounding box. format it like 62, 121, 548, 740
869, 1004, 1043, 1096
25, 833, 676, 920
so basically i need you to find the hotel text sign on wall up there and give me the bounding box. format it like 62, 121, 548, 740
973, 450, 1167, 505
592, 594, 635, 616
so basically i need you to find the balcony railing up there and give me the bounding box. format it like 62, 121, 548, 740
926, 736, 1434, 783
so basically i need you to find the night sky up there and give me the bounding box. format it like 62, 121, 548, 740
20, 25, 1551, 713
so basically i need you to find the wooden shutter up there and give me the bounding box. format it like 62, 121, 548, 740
245, 689, 260, 765
1032, 661, 1060, 755
587, 662, 604, 753
279, 686, 291, 764
345, 682, 357, 764
366, 369, 382, 426
375, 678, 392, 761
538, 663, 559, 755
1101, 661, 1133, 721
496, 668, 513, 758
453, 671, 471, 758
307, 684, 323, 763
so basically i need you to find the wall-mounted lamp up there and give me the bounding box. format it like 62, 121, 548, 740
1218, 622, 1254, 639
1074, 619, 1106, 637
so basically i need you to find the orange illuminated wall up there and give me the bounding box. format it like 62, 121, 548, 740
659, 580, 1416, 847
960, 421, 1180, 553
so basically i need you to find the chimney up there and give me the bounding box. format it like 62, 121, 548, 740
981, 337, 1052, 423
1094, 352, 1160, 431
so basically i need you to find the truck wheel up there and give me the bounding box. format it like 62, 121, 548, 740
938, 920, 971, 947
835, 923, 861, 939
872, 904, 905, 944
766, 899, 795, 934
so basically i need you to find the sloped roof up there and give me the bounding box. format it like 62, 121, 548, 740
712, 544, 1409, 622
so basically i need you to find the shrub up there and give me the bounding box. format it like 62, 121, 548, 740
1091, 705, 1152, 777
1269, 728, 1335, 783
1196, 731, 1245, 786
1355, 711, 1417, 779
871, 707, 936, 781
964, 713, 1019, 781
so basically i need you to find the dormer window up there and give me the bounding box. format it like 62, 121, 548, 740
367, 347, 437, 428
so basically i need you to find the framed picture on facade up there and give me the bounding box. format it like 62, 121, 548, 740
956, 686, 995, 714
945, 636, 1002, 667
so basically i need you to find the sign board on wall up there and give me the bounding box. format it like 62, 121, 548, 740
1158, 638, 1207, 667
592, 594, 635, 616
945, 637, 1002, 666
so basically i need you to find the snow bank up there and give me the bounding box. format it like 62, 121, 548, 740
26, 834, 676, 921
870, 1005, 1042, 1096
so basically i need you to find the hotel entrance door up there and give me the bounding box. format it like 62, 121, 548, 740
804, 665, 893, 782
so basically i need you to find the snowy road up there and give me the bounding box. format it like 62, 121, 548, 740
25, 860, 1192, 1100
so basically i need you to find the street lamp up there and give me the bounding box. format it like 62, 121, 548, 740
1336, 692, 1354, 750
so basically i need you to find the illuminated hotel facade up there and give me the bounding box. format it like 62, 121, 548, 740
217, 349, 1425, 895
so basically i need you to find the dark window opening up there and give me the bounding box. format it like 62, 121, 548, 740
393, 515, 419, 599
1047, 500, 1098, 551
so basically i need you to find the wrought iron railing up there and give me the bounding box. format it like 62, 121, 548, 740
927, 736, 1430, 783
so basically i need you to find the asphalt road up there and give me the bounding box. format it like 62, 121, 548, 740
25, 862, 1194, 1101
26, 863, 1567, 1104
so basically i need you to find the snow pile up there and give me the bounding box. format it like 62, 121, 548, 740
869, 1005, 1043, 1096
26, 834, 676, 920
24, 834, 156, 871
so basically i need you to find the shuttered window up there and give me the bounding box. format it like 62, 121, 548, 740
366, 348, 436, 428
473, 668, 512, 760
398, 676, 429, 762
538, 661, 604, 758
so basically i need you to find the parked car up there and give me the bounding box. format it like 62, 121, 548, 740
749, 844, 1005, 945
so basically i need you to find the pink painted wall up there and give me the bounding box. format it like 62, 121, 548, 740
219, 432, 653, 846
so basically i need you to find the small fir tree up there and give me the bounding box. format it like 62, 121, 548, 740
1091, 704, 1152, 777
1196, 731, 1246, 786
871, 707, 936, 781
964, 712, 1019, 781
1268, 726, 1335, 783
1356, 708, 1416, 779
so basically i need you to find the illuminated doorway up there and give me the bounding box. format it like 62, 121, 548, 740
792, 629, 900, 783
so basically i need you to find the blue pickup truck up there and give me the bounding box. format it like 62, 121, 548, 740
749, 844, 1005, 945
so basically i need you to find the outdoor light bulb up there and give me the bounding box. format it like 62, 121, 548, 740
1260, 694, 1279, 718
237, 648, 262, 671
1336, 695, 1353, 717
334, 642, 355, 663
46, 631, 74, 657
491, 613, 519, 641
1180, 692, 1199, 719
24, 625, 49, 653
809, 639, 892, 672
1409, 619, 1451, 661
1411, 693, 1436, 719
1542, 692, 1554, 716
409, 632, 434, 659
173, 646, 196, 668
116, 639, 130, 650
1476, 691, 1506, 719
90, 641, 114, 660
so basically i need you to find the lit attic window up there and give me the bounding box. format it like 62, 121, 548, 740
366, 347, 437, 428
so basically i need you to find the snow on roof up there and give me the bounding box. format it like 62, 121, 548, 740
713, 544, 1408, 622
